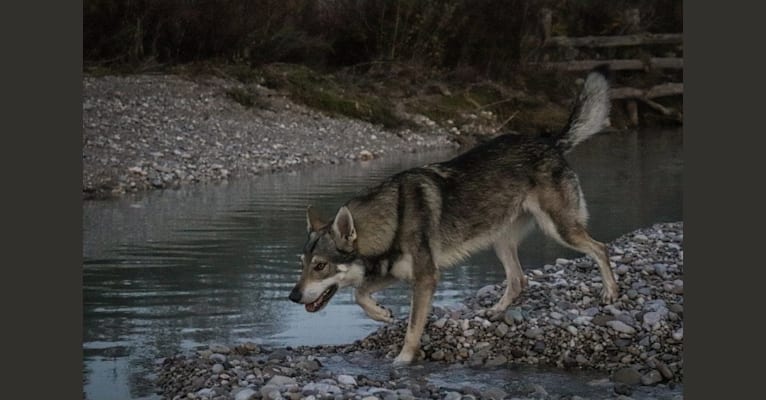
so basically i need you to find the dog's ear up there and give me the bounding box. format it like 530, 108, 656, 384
331, 206, 357, 248
306, 205, 325, 233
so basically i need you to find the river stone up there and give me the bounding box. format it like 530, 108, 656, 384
396, 388, 415, 400
431, 350, 445, 361
269, 349, 290, 360
295, 359, 321, 371
504, 308, 524, 325
641, 370, 663, 385
476, 284, 496, 298
616, 265, 631, 275
337, 374, 356, 386
616, 313, 637, 326
268, 375, 297, 387
614, 383, 633, 396
656, 362, 674, 379
583, 307, 600, 317
485, 355, 508, 368
613, 367, 642, 385
607, 320, 636, 335
644, 299, 668, 313
672, 328, 683, 341
525, 327, 543, 339
211, 363, 224, 374
529, 384, 548, 396
592, 315, 614, 326
260, 385, 281, 399
302, 382, 341, 395
210, 353, 227, 363
481, 386, 507, 400
643, 311, 663, 327
233, 388, 258, 400
209, 344, 231, 354
496, 322, 509, 337
443, 392, 461, 400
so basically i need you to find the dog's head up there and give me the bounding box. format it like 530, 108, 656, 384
288, 205, 364, 312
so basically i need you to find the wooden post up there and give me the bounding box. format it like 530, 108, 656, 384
626, 100, 639, 127
540, 8, 552, 43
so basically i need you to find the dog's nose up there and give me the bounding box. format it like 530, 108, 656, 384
288, 286, 302, 303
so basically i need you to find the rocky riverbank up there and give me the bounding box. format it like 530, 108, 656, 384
83, 74, 455, 200
156, 222, 683, 400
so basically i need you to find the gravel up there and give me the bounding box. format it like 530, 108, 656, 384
83, 74, 455, 199
156, 222, 683, 399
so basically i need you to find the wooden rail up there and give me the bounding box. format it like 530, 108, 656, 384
609, 83, 683, 100
544, 33, 683, 48
533, 58, 683, 72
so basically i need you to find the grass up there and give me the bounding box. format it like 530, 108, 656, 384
84, 60, 679, 137
258, 64, 407, 129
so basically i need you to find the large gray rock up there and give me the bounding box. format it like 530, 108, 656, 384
267, 375, 297, 387
607, 320, 636, 335
641, 370, 663, 385
209, 344, 231, 354
234, 388, 258, 400
613, 367, 642, 385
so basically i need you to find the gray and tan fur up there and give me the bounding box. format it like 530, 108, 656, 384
289, 65, 618, 366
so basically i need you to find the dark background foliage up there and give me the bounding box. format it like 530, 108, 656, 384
84, 0, 682, 78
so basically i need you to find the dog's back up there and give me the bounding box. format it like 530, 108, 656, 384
346, 63, 611, 269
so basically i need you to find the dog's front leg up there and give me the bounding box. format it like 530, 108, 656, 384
354, 276, 397, 323
393, 272, 437, 366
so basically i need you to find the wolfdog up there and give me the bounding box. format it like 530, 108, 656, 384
289, 65, 618, 366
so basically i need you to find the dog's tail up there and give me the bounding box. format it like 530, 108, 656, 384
555, 65, 611, 153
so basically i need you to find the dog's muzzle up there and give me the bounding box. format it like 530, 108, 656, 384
288, 286, 302, 303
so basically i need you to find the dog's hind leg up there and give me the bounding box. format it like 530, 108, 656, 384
354, 276, 397, 323
525, 184, 619, 303
488, 214, 534, 318
554, 226, 618, 303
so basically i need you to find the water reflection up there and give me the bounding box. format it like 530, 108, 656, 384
83, 129, 682, 399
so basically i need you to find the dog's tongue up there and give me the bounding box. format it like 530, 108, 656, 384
305, 300, 321, 313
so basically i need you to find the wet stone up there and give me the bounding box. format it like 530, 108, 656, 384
641, 370, 663, 385
613, 367, 642, 385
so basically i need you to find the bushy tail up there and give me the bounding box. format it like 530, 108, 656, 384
556, 65, 611, 152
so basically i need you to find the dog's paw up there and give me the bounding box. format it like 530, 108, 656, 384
485, 308, 505, 322
601, 285, 619, 304
369, 304, 395, 323
381, 306, 395, 323
392, 353, 414, 367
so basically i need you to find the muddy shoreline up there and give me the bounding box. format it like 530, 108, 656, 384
83, 74, 456, 200
156, 222, 683, 400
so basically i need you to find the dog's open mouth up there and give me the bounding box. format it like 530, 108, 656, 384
305, 284, 338, 313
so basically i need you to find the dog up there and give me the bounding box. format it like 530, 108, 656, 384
288, 65, 619, 366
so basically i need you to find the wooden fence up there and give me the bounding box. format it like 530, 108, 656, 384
531, 8, 683, 126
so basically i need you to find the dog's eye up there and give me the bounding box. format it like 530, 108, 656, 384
314, 263, 327, 271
